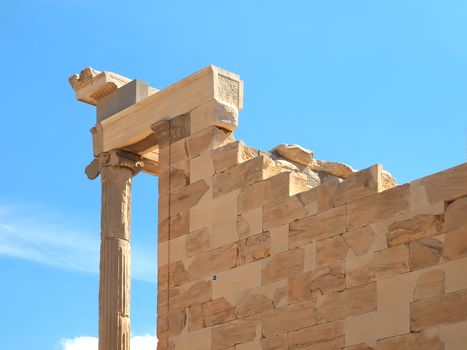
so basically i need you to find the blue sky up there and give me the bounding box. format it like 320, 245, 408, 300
0, 1, 466, 349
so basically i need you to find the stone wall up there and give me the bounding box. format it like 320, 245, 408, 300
156, 108, 467, 350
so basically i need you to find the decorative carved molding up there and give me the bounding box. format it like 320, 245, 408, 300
151, 113, 191, 147
98, 150, 144, 175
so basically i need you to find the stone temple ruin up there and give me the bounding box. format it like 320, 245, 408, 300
69, 66, 467, 350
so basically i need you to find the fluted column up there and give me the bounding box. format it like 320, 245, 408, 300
98, 151, 142, 350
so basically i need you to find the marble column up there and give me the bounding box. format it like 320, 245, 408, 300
97, 151, 142, 350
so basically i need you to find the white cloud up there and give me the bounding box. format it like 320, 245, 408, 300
0, 202, 156, 282
59, 335, 157, 350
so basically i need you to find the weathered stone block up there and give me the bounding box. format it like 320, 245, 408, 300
409, 236, 443, 270
263, 195, 308, 229
288, 263, 345, 303
387, 214, 444, 247
190, 152, 214, 183
189, 243, 238, 281
238, 172, 306, 213
212, 140, 258, 173
288, 321, 344, 350
202, 297, 236, 327
186, 126, 233, 159
213, 156, 281, 198
317, 235, 349, 266
316, 282, 377, 323
238, 232, 271, 265
411, 162, 467, 205
445, 196, 467, 231
170, 179, 209, 214
289, 206, 346, 248
298, 178, 340, 214
212, 260, 262, 299
377, 332, 444, 350
262, 301, 317, 337
414, 270, 445, 301
260, 335, 287, 350
347, 184, 410, 230
186, 227, 211, 257
411, 288, 467, 331
333, 165, 381, 206
212, 319, 258, 350
237, 207, 263, 239
262, 248, 304, 284
343, 226, 375, 256
443, 227, 467, 261
346, 245, 409, 287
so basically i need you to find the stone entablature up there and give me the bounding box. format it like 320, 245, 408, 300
70, 66, 467, 350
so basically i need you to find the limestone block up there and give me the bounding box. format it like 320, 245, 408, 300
343, 226, 376, 256
288, 321, 344, 350
190, 189, 238, 233
212, 319, 258, 350
316, 282, 377, 323
238, 232, 271, 265
443, 227, 467, 261
201, 297, 237, 327
237, 207, 263, 239
263, 195, 308, 230
298, 178, 340, 215
186, 126, 233, 160
260, 335, 287, 350
387, 214, 444, 247
238, 172, 307, 213
410, 162, 467, 205
344, 305, 409, 347
158, 139, 188, 168
170, 327, 211, 350
213, 156, 281, 198
190, 100, 239, 134
303, 242, 317, 272
445, 257, 467, 293
377, 332, 444, 350
409, 236, 444, 270
333, 165, 381, 206
164, 279, 212, 311
347, 184, 410, 230
317, 235, 349, 266
236, 341, 262, 350
436, 320, 467, 350
288, 263, 345, 304
211, 217, 238, 250
309, 159, 355, 178
158, 261, 190, 288
237, 294, 274, 319
157, 308, 187, 337
272, 144, 313, 166
189, 243, 238, 281
186, 227, 211, 257
234, 279, 288, 319
289, 206, 346, 248
170, 179, 209, 215
212, 260, 262, 299
262, 248, 304, 284
261, 301, 317, 337
269, 225, 289, 255
346, 245, 409, 288
410, 288, 467, 331
212, 141, 258, 173
190, 152, 214, 183
158, 210, 190, 243
343, 345, 374, 350
445, 196, 467, 231
413, 270, 445, 301
158, 233, 187, 264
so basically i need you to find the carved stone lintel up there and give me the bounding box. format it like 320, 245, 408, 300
151, 113, 191, 147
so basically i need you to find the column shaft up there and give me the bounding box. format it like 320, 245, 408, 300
99, 166, 133, 350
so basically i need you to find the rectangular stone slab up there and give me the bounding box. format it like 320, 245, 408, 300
94, 65, 243, 155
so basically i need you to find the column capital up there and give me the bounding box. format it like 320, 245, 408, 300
85, 150, 144, 180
